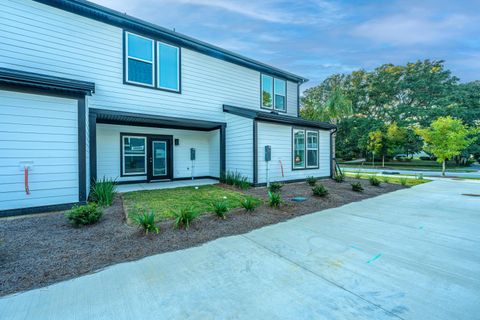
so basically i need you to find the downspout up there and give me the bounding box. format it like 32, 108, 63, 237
330, 127, 337, 178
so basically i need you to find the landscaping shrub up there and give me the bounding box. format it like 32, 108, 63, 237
173, 207, 198, 229
268, 191, 281, 208
306, 176, 317, 186
355, 171, 362, 179
268, 182, 283, 193
90, 177, 116, 206
382, 176, 390, 183
211, 201, 228, 219
312, 184, 329, 197
132, 211, 159, 234
333, 173, 345, 183
221, 171, 250, 189
351, 182, 364, 192
400, 177, 408, 186
66, 203, 102, 226
241, 197, 258, 212
369, 176, 381, 186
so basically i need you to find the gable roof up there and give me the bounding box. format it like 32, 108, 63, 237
223, 104, 336, 130
33, 0, 308, 84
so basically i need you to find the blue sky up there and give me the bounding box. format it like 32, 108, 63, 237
93, 0, 480, 89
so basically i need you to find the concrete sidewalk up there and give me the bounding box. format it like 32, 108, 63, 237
1, 180, 479, 319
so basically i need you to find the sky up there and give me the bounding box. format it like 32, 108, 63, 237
92, 0, 480, 89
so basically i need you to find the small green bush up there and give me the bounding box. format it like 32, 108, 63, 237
312, 184, 329, 197
241, 197, 258, 212
333, 173, 345, 183
351, 182, 364, 192
268, 191, 281, 208
66, 203, 102, 226
268, 182, 283, 193
355, 171, 362, 179
173, 207, 198, 229
132, 211, 159, 234
369, 176, 381, 186
221, 171, 250, 189
400, 177, 408, 186
90, 177, 116, 206
382, 176, 390, 183
306, 176, 317, 186
212, 201, 228, 219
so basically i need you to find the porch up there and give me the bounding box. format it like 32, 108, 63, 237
116, 178, 218, 193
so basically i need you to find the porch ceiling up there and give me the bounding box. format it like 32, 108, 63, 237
90, 108, 225, 131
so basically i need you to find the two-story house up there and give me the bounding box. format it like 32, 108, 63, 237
0, 0, 335, 216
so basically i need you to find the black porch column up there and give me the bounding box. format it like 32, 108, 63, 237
89, 110, 97, 184
220, 124, 226, 176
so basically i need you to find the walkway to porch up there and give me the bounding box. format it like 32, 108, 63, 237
116, 178, 219, 193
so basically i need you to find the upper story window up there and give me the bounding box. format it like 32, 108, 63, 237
126, 33, 154, 86
261, 75, 286, 112
125, 32, 180, 92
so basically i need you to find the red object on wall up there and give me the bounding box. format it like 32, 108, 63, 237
24, 166, 30, 195
279, 160, 284, 177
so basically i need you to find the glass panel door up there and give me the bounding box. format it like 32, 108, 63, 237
152, 141, 167, 177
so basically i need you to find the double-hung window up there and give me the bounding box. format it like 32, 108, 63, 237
122, 136, 147, 175
293, 129, 319, 169
125, 32, 180, 92
261, 75, 286, 111
126, 33, 154, 86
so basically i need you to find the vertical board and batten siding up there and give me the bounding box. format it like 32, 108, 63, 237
0, 90, 79, 210
256, 122, 330, 184
0, 0, 299, 122
225, 113, 254, 182
96, 124, 220, 181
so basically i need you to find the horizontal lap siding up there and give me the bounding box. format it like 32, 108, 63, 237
257, 122, 330, 184
0, 90, 79, 210
96, 124, 219, 181
0, 0, 299, 120
225, 114, 253, 182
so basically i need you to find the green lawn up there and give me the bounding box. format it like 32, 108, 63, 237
340, 160, 475, 172
123, 185, 257, 221
344, 172, 430, 186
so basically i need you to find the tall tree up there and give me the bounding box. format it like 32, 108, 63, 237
416, 116, 478, 176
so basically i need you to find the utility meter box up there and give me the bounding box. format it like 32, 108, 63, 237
190, 148, 196, 161
264, 145, 271, 162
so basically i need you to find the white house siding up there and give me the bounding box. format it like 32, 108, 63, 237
96, 124, 220, 182
0, 90, 79, 210
0, 0, 300, 123
225, 113, 254, 182
256, 122, 331, 184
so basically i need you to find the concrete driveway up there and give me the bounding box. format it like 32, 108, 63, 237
1, 180, 479, 319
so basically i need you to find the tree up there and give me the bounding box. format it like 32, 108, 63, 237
367, 130, 385, 167
385, 123, 407, 157
416, 116, 478, 176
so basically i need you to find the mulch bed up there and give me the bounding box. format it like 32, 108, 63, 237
0, 178, 404, 297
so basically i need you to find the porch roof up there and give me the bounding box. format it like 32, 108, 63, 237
90, 108, 225, 131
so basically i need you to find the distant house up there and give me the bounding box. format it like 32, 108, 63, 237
0, 0, 335, 216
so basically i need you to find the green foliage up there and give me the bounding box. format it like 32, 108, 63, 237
355, 171, 362, 179
333, 173, 345, 182
173, 207, 198, 229
306, 176, 317, 186
90, 177, 116, 206
66, 203, 102, 226
351, 182, 364, 192
268, 182, 283, 193
131, 209, 159, 234
211, 201, 228, 219
416, 173, 424, 180
369, 175, 381, 186
416, 116, 478, 175
400, 177, 408, 186
221, 171, 250, 189
302, 86, 353, 123
382, 176, 390, 183
240, 197, 258, 212
312, 184, 329, 197
268, 191, 281, 208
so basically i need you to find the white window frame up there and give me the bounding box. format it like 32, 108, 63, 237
125, 32, 155, 87
157, 41, 180, 92
261, 74, 287, 112
306, 130, 319, 168
122, 136, 147, 176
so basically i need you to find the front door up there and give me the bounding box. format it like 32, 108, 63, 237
148, 136, 172, 181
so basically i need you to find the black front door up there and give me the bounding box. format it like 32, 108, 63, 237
147, 136, 173, 181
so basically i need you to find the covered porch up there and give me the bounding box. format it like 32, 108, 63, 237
89, 109, 226, 185
116, 178, 218, 193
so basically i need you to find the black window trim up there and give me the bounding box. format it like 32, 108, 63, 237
260, 73, 287, 113
291, 127, 320, 171
121, 134, 148, 177
123, 30, 182, 94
